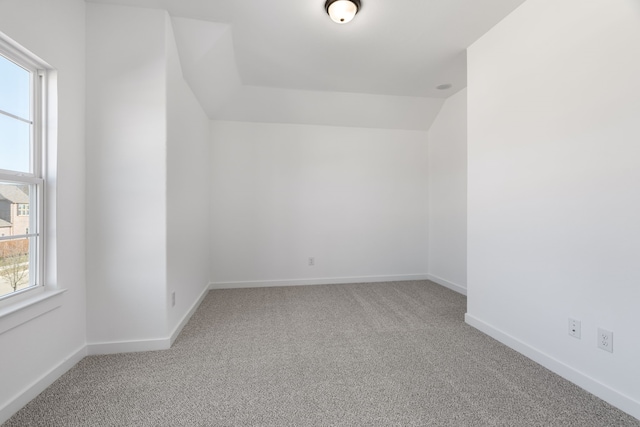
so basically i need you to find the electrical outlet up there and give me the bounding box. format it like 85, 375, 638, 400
308, 257, 315, 266
568, 318, 581, 339
171, 291, 176, 307
597, 328, 613, 353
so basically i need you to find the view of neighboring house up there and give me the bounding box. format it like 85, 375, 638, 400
0, 218, 12, 235
0, 184, 30, 237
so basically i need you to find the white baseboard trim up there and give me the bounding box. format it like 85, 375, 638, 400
427, 274, 467, 295
0, 344, 87, 425
210, 274, 430, 290
86, 337, 170, 355
465, 313, 640, 421
169, 284, 210, 346
88, 283, 211, 356
2, 285, 211, 421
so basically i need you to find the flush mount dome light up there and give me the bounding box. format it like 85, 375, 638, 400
325, 0, 361, 24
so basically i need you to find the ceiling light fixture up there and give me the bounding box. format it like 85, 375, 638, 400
325, 0, 361, 24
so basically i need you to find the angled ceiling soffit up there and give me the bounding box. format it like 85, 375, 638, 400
170, 16, 242, 118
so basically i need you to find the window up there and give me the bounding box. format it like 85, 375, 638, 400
0, 41, 45, 299
17, 203, 29, 216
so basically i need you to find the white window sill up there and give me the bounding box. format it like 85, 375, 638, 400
0, 289, 67, 336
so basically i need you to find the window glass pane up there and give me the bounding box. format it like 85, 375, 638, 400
0, 41, 41, 301
0, 237, 31, 296
0, 183, 30, 235
0, 114, 30, 172
0, 54, 30, 120
0, 183, 33, 298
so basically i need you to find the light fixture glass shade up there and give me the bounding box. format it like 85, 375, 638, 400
327, 0, 359, 24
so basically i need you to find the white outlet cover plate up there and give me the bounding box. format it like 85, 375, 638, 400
597, 328, 613, 353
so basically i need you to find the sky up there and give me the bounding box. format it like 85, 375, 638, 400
0, 53, 31, 174
0, 55, 33, 296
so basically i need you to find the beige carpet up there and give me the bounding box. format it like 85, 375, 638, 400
4, 281, 639, 426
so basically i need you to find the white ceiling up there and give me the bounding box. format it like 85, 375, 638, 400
86, 0, 527, 128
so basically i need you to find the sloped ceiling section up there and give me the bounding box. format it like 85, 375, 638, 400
171, 17, 242, 117
218, 86, 445, 131
170, 16, 445, 130
89, 0, 528, 130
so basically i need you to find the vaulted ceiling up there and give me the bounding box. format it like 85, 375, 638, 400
86, 0, 527, 129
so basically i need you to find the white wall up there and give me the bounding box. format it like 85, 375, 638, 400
86, 4, 168, 345
466, 0, 640, 419
427, 88, 467, 294
0, 0, 87, 423
86, 3, 212, 352
165, 16, 212, 334
210, 121, 429, 287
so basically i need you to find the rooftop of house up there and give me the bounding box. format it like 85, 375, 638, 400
0, 185, 29, 204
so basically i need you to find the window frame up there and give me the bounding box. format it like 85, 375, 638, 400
0, 37, 47, 301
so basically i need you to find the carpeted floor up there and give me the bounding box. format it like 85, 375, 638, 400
4, 281, 639, 426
